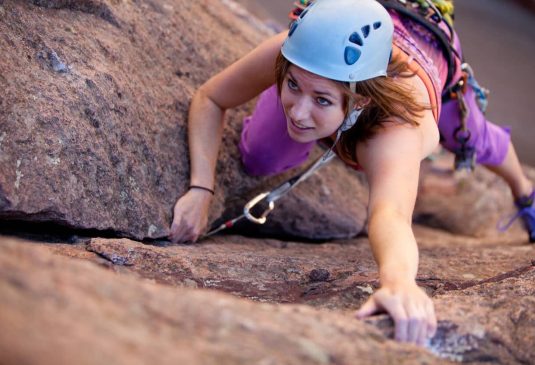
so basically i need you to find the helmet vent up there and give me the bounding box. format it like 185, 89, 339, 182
344, 47, 361, 65
289, 21, 299, 37
361, 25, 371, 38
373, 21, 382, 30
349, 32, 363, 47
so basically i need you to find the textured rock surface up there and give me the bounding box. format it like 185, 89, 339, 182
2, 1, 535, 363
415, 153, 535, 239
1, 151, 534, 363
0, 0, 367, 241
2, 226, 534, 364
430, 268, 535, 364
0, 237, 450, 365
82, 232, 535, 312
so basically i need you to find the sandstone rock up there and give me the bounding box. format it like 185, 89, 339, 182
83, 233, 535, 312
430, 267, 535, 364
2, 225, 534, 364
85, 236, 379, 307
415, 151, 535, 240
0, 0, 367, 240
2, 1, 535, 363
0, 236, 449, 365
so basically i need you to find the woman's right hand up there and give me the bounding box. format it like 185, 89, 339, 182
356, 280, 437, 346
168, 189, 212, 244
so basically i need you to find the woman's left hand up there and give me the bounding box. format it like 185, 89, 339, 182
355, 280, 437, 346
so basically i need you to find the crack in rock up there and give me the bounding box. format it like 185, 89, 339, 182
32, 0, 121, 28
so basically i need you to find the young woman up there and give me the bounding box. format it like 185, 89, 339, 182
168, 0, 534, 346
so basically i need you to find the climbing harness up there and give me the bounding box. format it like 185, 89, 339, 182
376, 0, 487, 172
203, 149, 336, 237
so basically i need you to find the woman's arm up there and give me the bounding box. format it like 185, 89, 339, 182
169, 31, 288, 244
355, 76, 440, 345
188, 31, 288, 191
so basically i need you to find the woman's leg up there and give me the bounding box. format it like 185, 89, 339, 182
439, 85, 532, 199
439, 82, 535, 240
484, 142, 533, 200
487, 142, 535, 242
239, 85, 315, 176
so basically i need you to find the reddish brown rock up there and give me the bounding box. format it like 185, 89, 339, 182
84, 232, 535, 312
1, 1, 534, 363
0, 236, 450, 365
429, 267, 535, 364
0, 0, 367, 240
85, 235, 379, 308
363, 264, 535, 364
415, 152, 535, 240
2, 226, 534, 364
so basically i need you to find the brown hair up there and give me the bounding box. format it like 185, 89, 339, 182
274, 51, 430, 166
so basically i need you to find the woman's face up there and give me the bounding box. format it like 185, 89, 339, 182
280, 65, 347, 143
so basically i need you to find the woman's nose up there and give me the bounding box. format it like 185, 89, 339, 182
289, 98, 310, 121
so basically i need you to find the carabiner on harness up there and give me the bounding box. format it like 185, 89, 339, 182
453, 126, 477, 171
449, 70, 476, 172
448, 63, 490, 172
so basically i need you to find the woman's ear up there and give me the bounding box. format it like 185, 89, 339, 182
354, 96, 371, 109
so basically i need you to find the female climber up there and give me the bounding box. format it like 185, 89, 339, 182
167, 0, 535, 346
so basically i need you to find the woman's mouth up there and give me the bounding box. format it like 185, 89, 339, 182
289, 118, 313, 131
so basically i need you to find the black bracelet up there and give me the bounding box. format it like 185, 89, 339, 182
189, 185, 215, 195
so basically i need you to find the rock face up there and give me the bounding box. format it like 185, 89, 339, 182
1, 228, 534, 365
431, 269, 535, 364
1, 1, 535, 363
0, 237, 447, 365
415, 153, 535, 239
0, 0, 367, 241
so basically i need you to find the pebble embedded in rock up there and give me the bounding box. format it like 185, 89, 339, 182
309, 268, 330, 282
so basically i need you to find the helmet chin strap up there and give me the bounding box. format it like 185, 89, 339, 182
341, 81, 360, 131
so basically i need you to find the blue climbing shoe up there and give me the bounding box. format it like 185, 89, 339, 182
499, 191, 535, 242
515, 192, 535, 243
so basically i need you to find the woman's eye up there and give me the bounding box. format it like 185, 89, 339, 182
316, 97, 332, 106
287, 79, 298, 90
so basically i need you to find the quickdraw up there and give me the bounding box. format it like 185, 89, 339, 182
203, 150, 336, 237
447, 63, 490, 171
450, 71, 476, 171
464, 63, 489, 114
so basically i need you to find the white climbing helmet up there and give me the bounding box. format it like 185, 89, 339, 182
281, 0, 394, 83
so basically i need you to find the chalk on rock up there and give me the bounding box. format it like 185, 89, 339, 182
48, 50, 68, 73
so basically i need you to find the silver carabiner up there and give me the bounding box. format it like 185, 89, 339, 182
243, 192, 275, 225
